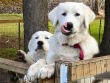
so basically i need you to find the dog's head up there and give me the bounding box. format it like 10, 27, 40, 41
49, 2, 95, 36
28, 31, 52, 52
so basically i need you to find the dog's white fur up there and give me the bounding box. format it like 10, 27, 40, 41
21, 31, 52, 64
25, 2, 99, 82
23, 31, 52, 82
24, 59, 47, 82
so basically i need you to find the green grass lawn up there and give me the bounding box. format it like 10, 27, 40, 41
0, 14, 104, 60
0, 48, 18, 60
90, 19, 104, 43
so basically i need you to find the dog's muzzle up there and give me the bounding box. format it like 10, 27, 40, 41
61, 22, 73, 36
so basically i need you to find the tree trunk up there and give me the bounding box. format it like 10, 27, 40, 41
23, 0, 48, 52
99, 0, 110, 56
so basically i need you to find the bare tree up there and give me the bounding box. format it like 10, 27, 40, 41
23, 0, 48, 52
99, 0, 110, 56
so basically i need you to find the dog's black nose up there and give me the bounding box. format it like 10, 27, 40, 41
37, 41, 43, 46
67, 22, 73, 30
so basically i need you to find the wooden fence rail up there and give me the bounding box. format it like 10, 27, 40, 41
0, 15, 103, 24
56, 56, 110, 83
0, 58, 28, 74
0, 20, 23, 23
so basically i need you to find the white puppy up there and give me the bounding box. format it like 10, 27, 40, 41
19, 31, 52, 64
22, 31, 52, 82
25, 2, 99, 82
16, 31, 52, 83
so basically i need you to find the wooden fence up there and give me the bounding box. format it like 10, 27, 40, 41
0, 55, 110, 83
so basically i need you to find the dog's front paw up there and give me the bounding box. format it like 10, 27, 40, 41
24, 75, 33, 83
24, 59, 46, 82
17, 50, 26, 62
24, 66, 39, 82
37, 65, 54, 79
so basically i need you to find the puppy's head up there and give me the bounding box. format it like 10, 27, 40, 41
49, 2, 95, 36
28, 31, 52, 52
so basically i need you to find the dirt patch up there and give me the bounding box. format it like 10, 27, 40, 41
0, 35, 24, 49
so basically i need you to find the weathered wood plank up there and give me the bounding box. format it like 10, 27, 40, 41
0, 16, 102, 24
55, 61, 61, 83
0, 20, 23, 23
0, 58, 29, 74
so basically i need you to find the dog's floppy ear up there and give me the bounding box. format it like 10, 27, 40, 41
28, 34, 37, 51
28, 38, 34, 51
48, 6, 58, 26
82, 3, 95, 28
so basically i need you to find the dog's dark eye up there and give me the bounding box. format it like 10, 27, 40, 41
62, 12, 67, 16
35, 37, 39, 39
75, 13, 80, 16
45, 37, 49, 39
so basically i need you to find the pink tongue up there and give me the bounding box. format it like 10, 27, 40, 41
61, 23, 70, 33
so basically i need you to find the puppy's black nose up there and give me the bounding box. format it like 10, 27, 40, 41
67, 22, 73, 30
37, 41, 43, 46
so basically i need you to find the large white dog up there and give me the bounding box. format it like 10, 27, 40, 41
25, 2, 99, 82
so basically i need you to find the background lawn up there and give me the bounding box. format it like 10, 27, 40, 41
90, 19, 104, 43
0, 14, 104, 60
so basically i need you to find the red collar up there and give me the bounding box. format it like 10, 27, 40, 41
62, 43, 84, 60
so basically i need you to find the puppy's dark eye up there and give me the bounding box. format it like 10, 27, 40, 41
75, 13, 80, 16
35, 37, 39, 39
45, 37, 49, 39
62, 12, 67, 16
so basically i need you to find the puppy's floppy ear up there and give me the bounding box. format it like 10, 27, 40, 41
28, 37, 34, 51
48, 6, 58, 26
82, 3, 95, 28
28, 34, 37, 51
